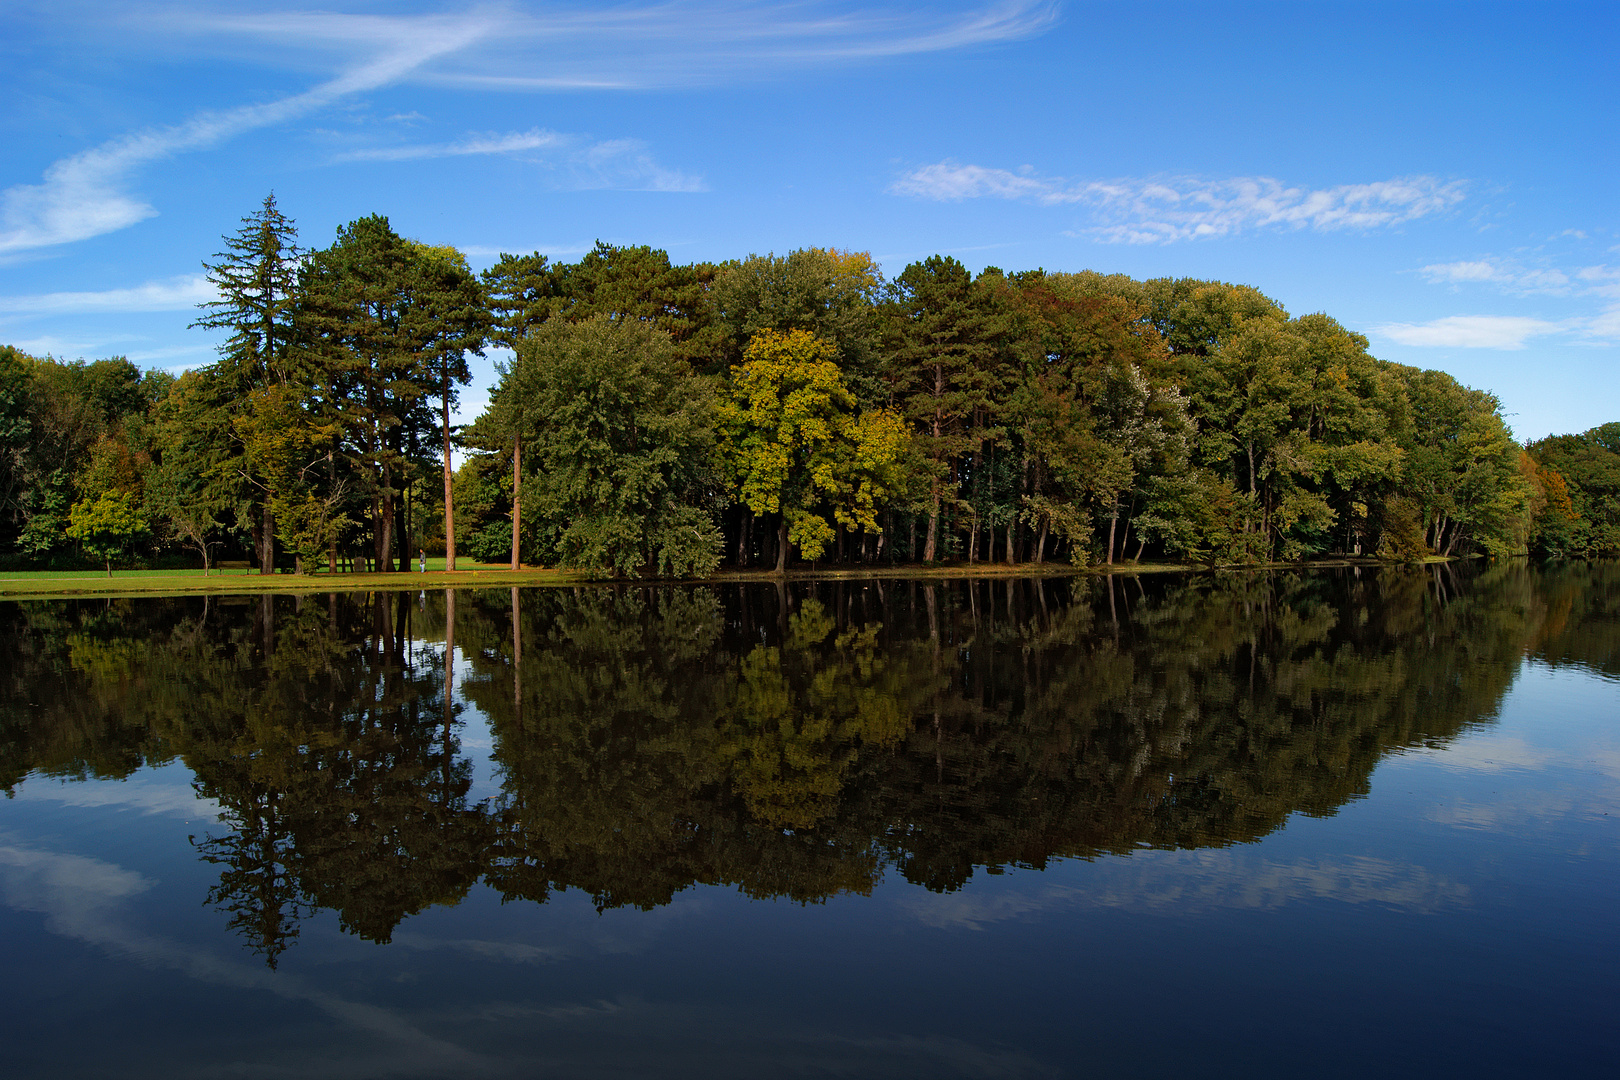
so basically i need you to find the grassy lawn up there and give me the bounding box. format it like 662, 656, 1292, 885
0, 560, 592, 598
0, 555, 1437, 600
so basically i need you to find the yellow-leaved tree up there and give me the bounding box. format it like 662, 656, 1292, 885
719, 329, 911, 572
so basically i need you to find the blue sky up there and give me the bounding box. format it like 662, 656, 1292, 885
2, 0, 1615, 441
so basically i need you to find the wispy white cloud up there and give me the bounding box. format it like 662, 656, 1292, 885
1421, 257, 1572, 293
0, 16, 497, 256
1412, 256, 1620, 345
0, 273, 215, 316
335, 129, 706, 192
4, 4, 1041, 257
185, 2, 1061, 91
572, 139, 706, 193
1376, 315, 1562, 350
335, 128, 567, 163
891, 162, 1466, 242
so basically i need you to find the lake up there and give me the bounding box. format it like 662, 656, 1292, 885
1, 563, 1616, 1078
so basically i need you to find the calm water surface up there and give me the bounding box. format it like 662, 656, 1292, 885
1, 563, 1616, 1078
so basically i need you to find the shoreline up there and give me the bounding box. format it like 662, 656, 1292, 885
0, 554, 1469, 600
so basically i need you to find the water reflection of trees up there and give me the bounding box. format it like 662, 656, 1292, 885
1, 561, 1615, 965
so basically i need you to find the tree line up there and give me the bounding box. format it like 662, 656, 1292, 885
1, 194, 1615, 575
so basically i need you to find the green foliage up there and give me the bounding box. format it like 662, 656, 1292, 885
4, 210, 1608, 572
501, 316, 723, 577
191, 193, 301, 387
66, 489, 149, 573
1527, 423, 1620, 555
714, 248, 884, 387
720, 329, 910, 566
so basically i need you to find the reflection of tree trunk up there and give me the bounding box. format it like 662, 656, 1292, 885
1107, 574, 1118, 642
924, 585, 938, 648
393, 591, 408, 663
259, 595, 274, 661
444, 587, 456, 791
444, 587, 456, 693
511, 586, 522, 732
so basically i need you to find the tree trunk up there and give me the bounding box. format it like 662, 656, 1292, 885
775, 516, 789, 574
1106, 501, 1119, 566
377, 465, 395, 573
327, 451, 338, 573
260, 503, 275, 575
924, 491, 940, 562
510, 437, 521, 571
396, 494, 408, 572
443, 391, 456, 572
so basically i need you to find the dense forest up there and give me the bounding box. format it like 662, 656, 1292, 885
1, 195, 1615, 576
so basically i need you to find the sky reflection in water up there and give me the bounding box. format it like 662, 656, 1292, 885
1, 562, 1616, 1078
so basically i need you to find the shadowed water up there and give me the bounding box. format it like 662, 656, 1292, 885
1, 562, 1616, 1078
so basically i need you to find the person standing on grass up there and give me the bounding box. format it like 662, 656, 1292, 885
420, 549, 426, 573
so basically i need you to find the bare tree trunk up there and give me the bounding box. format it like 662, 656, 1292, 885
1006, 517, 1016, 565
443, 391, 456, 571
924, 486, 940, 562
1106, 500, 1119, 566
510, 437, 521, 571
775, 517, 789, 574
260, 503, 275, 575
327, 451, 338, 573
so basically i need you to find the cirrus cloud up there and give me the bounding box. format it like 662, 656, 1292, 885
0, 274, 215, 316
3, 3, 1053, 257
890, 161, 1467, 242
1375, 315, 1562, 350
